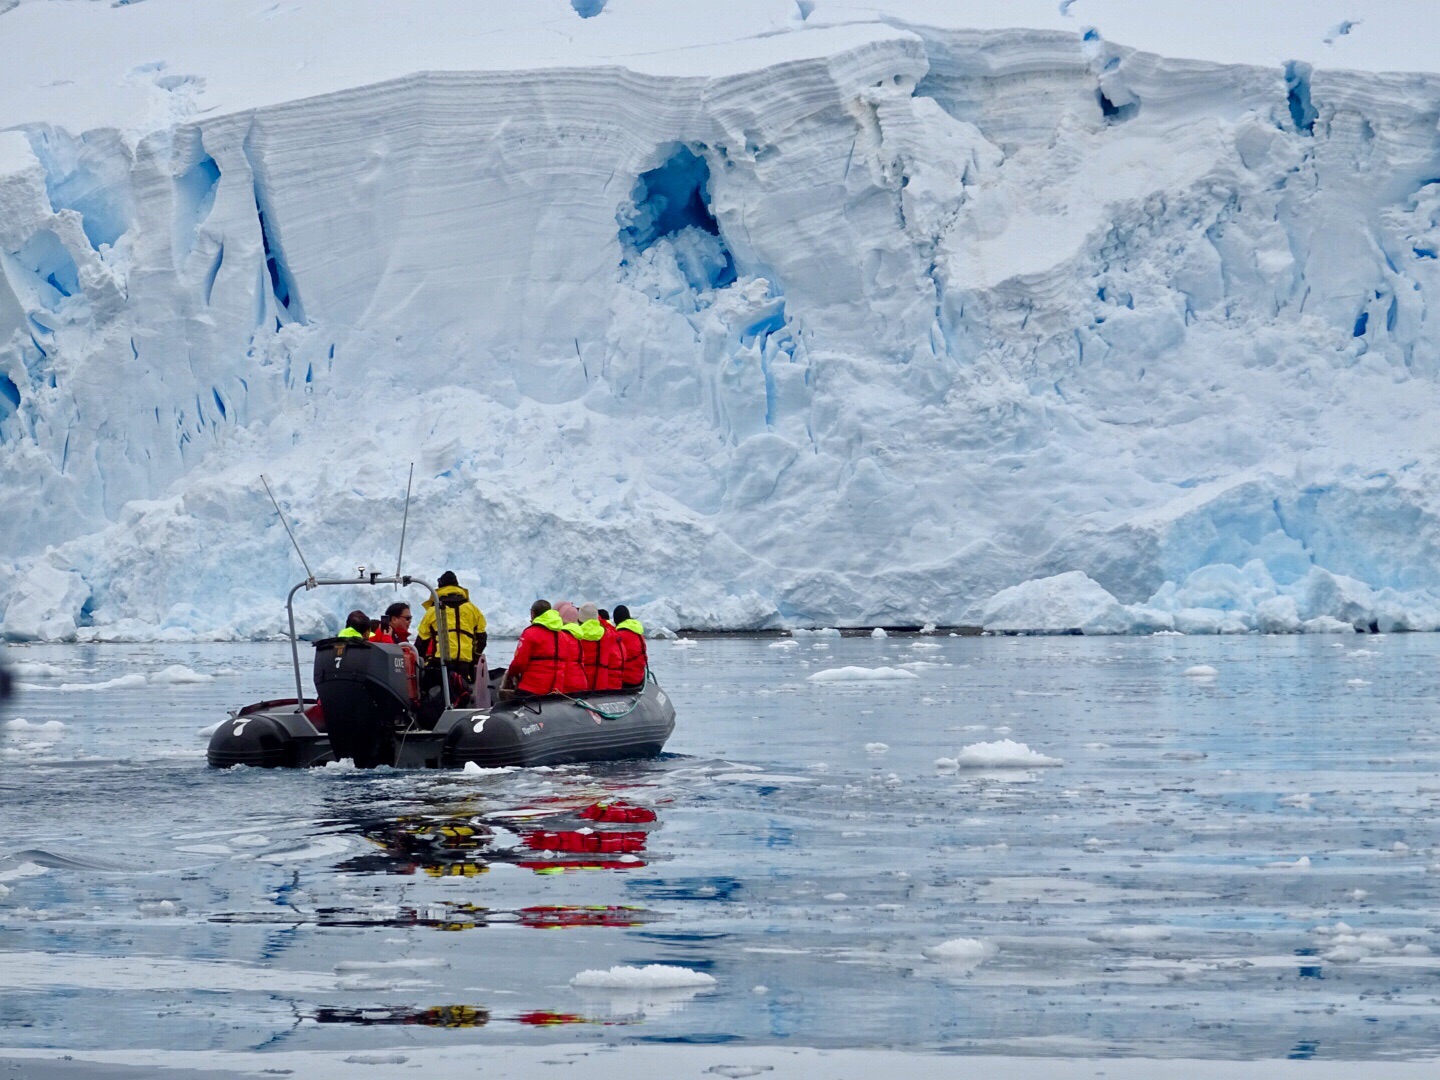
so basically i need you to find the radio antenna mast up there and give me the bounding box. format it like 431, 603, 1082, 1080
394, 462, 414, 588
261, 474, 315, 585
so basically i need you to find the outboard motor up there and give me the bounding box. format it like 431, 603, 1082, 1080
313, 639, 418, 767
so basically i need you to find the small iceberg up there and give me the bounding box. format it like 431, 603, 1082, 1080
807, 666, 919, 683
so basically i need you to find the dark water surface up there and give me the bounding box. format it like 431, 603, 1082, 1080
3, 632, 1440, 1061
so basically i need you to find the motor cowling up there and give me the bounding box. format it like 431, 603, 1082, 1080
313, 639, 416, 767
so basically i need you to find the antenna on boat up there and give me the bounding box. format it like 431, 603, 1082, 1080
394, 462, 414, 588
261, 474, 316, 586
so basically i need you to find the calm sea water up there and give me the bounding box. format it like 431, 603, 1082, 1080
3, 632, 1440, 1061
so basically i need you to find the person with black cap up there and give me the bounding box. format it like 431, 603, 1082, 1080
612, 604, 648, 689
415, 571, 487, 683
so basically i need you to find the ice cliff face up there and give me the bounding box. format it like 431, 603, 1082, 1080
3, 0, 1440, 639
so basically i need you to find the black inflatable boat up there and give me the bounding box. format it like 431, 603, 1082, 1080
207, 573, 675, 769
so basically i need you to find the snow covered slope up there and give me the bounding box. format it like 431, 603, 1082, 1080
3, 0, 1440, 639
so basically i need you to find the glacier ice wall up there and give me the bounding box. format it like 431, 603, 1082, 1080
3, 0, 1440, 639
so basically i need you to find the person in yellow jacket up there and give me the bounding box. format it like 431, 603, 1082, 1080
415, 571, 487, 683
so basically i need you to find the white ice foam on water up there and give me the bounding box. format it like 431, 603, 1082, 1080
807, 667, 919, 683
713, 772, 815, 785
1092, 926, 1174, 944
255, 836, 351, 862
20, 673, 148, 692
1280, 793, 1315, 809
0, 861, 49, 883
8, 660, 66, 678
3, 718, 65, 731
951, 739, 1064, 768
150, 664, 213, 684
570, 965, 716, 989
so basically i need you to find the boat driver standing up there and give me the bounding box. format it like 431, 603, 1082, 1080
415, 571, 487, 684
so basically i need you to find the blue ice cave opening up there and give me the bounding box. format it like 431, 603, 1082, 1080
620, 145, 737, 291
27, 130, 131, 250
176, 155, 220, 225
1285, 61, 1317, 134
571, 0, 607, 16
1097, 88, 1139, 123
9, 230, 81, 310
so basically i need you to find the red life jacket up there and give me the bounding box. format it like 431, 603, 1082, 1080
511, 613, 576, 696
614, 620, 647, 687
576, 620, 625, 691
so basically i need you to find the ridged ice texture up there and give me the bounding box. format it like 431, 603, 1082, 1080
3, 0, 1440, 639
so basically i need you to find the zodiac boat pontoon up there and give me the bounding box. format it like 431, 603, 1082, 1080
207, 573, 675, 769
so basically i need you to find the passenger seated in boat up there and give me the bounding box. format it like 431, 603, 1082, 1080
612, 605, 648, 690
369, 602, 412, 645
501, 600, 586, 700
577, 602, 624, 691
338, 610, 370, 640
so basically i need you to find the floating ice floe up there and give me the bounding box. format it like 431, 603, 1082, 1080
150, 665, 212, 684
1267, 855, 1312, 869
3, 718, 65, 731
807, 666, 919, 683
1182, 665, 1219, 677
864, 742, 889, 754
943, 739, 1063, 768
9, 661, 66, 678
922, 938, 991, 966
137, 900, 185, 917
870, 627, 887, 638
570, 964, 715, 989
672, 639, 698, 649
462, 761, 515, 775
768, 640, 799, 649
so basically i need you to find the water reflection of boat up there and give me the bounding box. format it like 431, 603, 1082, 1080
311, 1004, 490, 1028
211, 797, 666, 932
341, 797, 661, 877
310, 1004, 610, 1028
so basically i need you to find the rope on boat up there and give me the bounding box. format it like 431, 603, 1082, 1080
560, 669, 655, 720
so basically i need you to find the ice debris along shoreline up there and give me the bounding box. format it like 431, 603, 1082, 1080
5, 2, 1440, 641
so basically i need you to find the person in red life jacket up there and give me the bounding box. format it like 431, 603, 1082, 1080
553, 602, 591, 693
503, 600, 585, 698
369, 602, 413, 644
574, 603, 625, 691
612, 604, 648, 689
